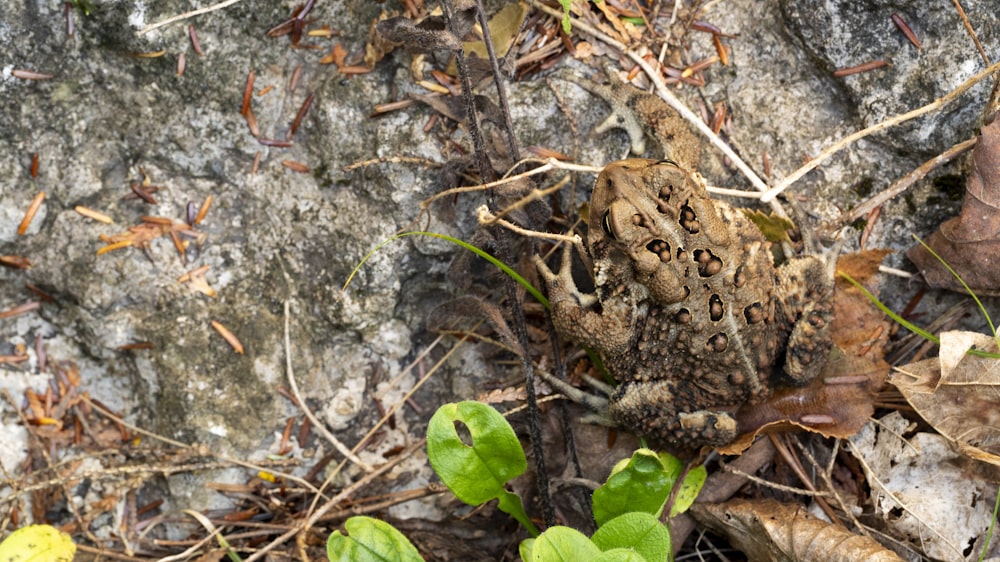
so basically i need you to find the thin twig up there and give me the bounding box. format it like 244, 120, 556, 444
84, 398, 319, 493
478, 206, 581, 245
528, 1, 772, 200
950, 0, 990, 66
242, 441, 424, 562
765, 59, 1000, 203
283, 300, 373, 472
139, 0, 246, 35
768, 434, 840, 523
831, 137, 977, 228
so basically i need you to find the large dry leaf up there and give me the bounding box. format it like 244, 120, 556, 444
908, 119, 1000, 295
719, 251, 890, 455
690, 498, 904, 562
848, 411, 1000, 561
891, 330, 1000, 466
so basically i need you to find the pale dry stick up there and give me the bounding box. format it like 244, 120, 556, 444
794, 439, 877, 542
294, 332, 467, 554
765, 59, 1000, 203
157, 512, 228, 562
833, 137, 977, 228
527, 1, 780, 214
312, 484, 447, 523
419, 157, 603, 211
722, 465, 833, 498
309, 332, 464, 510
951, 0, 990, 66
844, 439, 965, 557
878, 265, 913, 279
342, 155, 441, 172
479, 205, 581, 246
769, 434, 841, 524
139, 0, 246, 35
243, 440, 424, 562
1, 459, 236, 507
84, 397, 320, 494
482, 174, 573, 225
373, 333, 447, 404
283, 300, 373, 472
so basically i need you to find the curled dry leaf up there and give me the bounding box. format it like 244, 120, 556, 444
891, 330, 1000, 466
849, 411, 1000, 561
907, 119, 1000, 295
691, 498, 904, 562
719, 251, 891, 455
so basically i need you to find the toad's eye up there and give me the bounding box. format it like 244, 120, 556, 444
601, 210, 616, 239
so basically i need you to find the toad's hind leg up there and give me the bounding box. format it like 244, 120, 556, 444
609, 381, 738, 447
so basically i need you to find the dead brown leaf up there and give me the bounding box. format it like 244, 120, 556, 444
691, 498, 904, 561
907, 119, 1000, 295
891, 330, 1000, 466
720, 251, 890, 454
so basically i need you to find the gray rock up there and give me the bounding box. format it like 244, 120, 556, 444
0, 0, 994, 542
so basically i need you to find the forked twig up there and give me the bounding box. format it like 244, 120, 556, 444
765, 59, 1000, 202
832, 137, 977, 229
527, 1, 774, 203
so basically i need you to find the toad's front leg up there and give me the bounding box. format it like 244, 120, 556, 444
533, 246, 636, 356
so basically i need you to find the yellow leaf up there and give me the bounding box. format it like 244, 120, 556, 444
0, 525, 76, 561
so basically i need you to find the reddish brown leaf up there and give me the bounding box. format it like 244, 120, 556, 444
719, 251, 889, 454
908, 119, 1000, 294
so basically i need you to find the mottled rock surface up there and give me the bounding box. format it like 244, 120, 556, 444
0, 0, 994, 536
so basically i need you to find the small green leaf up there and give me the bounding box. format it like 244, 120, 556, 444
557, 0, 573, 33
592, 512, 670, 562
743, 209, 795, 243
670, 464, 706, 517
427, 401, 539, 535
530, 526, 602, 560
326, 516, 423, 562
593, 449, 673, 526
593, 549, 651, 562
519, 538, 535, 561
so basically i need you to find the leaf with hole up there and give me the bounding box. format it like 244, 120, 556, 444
426, 401, 539, 535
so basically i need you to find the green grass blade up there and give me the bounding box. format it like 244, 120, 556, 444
838, 272, 940, 343
343, 231, 548, 308
912, 235, 998, 342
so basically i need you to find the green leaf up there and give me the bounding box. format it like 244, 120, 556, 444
557, 0, 573, 33
530, 526, 602, 560
0, 525, 76, 562
427, 401, 539, 536
593, 549, 651, 562
520, 538, 535, 561
593, 449, 673, 526
326, 516, 423, 562
670, 463, 706, 517
592, 513, 670, 562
